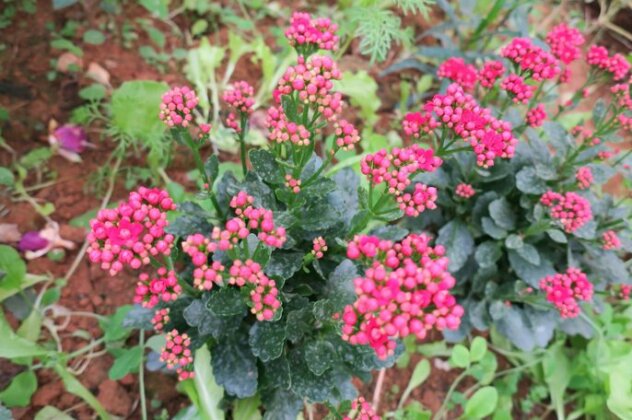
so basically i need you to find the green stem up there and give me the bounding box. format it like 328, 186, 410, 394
435, 369, 470, 420
239, 112, 249, 176
139, 330, 148, 420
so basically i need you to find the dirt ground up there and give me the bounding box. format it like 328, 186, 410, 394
0, 1, 629, 419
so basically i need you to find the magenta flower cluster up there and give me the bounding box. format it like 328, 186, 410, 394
159, 86, 199, 128
587, 45, 631, 81
540, 191, 592, 233
526, 104, 547, 127
361, 144, 441, 217
455, 183, 475, 199
285, 12, 338, 51
266, 106, 312, 146
343, 397, 380, 420
223, 80, 255, 133
134, 267, 181, 308
545, 23, 585, 64
229, 259, 281, 321
478, 60, 505, 88
424, 83, 517, 168
402, 112, 439, 138
312, 236, 327, 259
437, 57, 478, 90
539, 268, 593, 318
342, 234, 463, 359
575, 166, 593, 190
160, 329, 194, 381
88, 187, 176, 276
500, 37, 560, 81
334, 119, 361, 150
500, 74, 535, 104
602, 230, 621, 250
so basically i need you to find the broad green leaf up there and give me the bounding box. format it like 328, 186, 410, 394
249, 321, 286, 363
193, 346, 225, 420
543, 344, 571, 419
83, 29, 105, 45
208, 287, 247, 317
211, 333, 258, 398
0, 312, 49, 359
0, 245, 26, 291
399, 359, 430, 408
139, 0, 169, 19
546, 229, 567, 243
437, 220, 474, 272
0, 274, 47, 302
249, 149, 283, 184
463, 386, 499, 419
17, 309, 42, 342
78, 84, 106, 101
474, 241, 501, 268
99, 305, 133, 342
469, 337, 488, 362
305, 340, 336, 376
516, 167, 547, 194
481, 217, 507, 239
108, 346, 142, 380
450, 344, 470, 368
0, 370, 37, 407
111, 81, 168, 145
489, 198, 516, 230
0, 167, 14, 186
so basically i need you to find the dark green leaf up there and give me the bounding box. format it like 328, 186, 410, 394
122, 305, 154, 330
508, 250, 555, 287
481, 217, 507, 239
264, 252, 304, 281
546, 229, 567, 243
208, 287, 247, 317
305, 340, 336, 376
516, 244, 540, 265
324, 260, 357, 311
261, 387, 302, 420
204, 155, 219, 184
543, 121, 573, 157
249, 149, 283, 184
489, 198, 516, 230
286, 307, 314, 343
437, 220, 474, 272
474, 241, 502, 268
516, 167, 547, 194
249, 321, 286, 362
504, 234, 523, 250
211, 332, 258, 398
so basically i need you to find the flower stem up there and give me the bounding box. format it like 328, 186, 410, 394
139, 330, 148, 420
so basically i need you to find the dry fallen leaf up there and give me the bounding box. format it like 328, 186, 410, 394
57, 52, 83, 73
86, 62, 111, 87
0, 224, 21, 243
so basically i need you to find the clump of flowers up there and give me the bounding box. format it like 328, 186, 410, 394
88, 187, 176, 275
526, 104, 547, 127
134, 268, 181, 308
151, 308, 170, 332
285, 12, 338, 52
342, 234, 463, 358
500, 74, 535, 104
602, 230, 621, 250
266, 106, 312, 146
334, 120, 361, 150
161, 329, 194, 381
545, 23, 585, 64
478, 60, 505, 88
343, 397, 380, 420
224, 81, 255, 133
455, 183, 475, 198
437, 57, 478, 90
500, 37, 560, 81
587, 45, 631, 80
312, 236, 327, 259
159, 86, 199, 127
575, 166, 593, 190
285, 174, 302, 193
540, 191, 592, 233
539, 268, 593, 318
424, 83, 517, 168
229, 259, 281, 320
402, 112, 439, 138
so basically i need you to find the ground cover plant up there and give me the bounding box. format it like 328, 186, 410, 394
0, 1, 631, 419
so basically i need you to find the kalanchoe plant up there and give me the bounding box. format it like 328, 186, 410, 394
398, 23, 632, 350
88, 12, 468, 418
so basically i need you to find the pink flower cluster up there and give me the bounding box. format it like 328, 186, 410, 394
159, 86, 198, 128
343, 397, 380, 420
342, 234, 463, 358
620, 285, 631, 300
619, 115, 632, 132
575, 166, 593, 190
277, 55, 342, 120
602, 230, 621, 250
540, 191, 592, 233
526, 104, 547, 127
334, 120, 360, 150
134, 268, 181, 308
229, 259, 281, 321
161, 329, 194, 381
455, 183, 475, 198
500, 38, 560, 81
88, 187, 176, 276
285, 174, 301, 193
611, 83, 632, 110
361, 144, 441, 217
266, 106, 311, 146
478, 60, 505, 88
402, 112, 439, 138
152, 308, 170, 332
437, 57, 478, 90
229, 191, 287, 248
285, 12, 338, 51
546, 24, 585, 64
500, 74, 535, 104
223, 81, 255, 114
587, 45, 631, 81
424, 83, 517, 168
539, 268, 593, 318
312, 236, 327, 259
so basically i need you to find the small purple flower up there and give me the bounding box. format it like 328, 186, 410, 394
18, 231, 49, 252
54, 124, 88, 153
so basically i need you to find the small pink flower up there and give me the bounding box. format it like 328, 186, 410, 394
602, 230, 621, 250
334, 119, 360, 150
500, 74, 535, 104
526, 104, 547, 127
575, 166, 593, 190
455, 183, 475, 198
540, 191, 592, 233
160, 86, 199, 128
546, 24, 585, 64
478, 60, 505, 88
285, 12, 338, 51
437, 57, 478, 89
500, 38, 560, 81
343, 397, 380, 420
312, 237, 327, 259
223, 81, 255, 114
540, 268, 593, 318
402, 112, 439, 138
285, 175, 301, 193
161, 329, 194, 381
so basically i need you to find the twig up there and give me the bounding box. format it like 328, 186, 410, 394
372, 368, 387, 413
